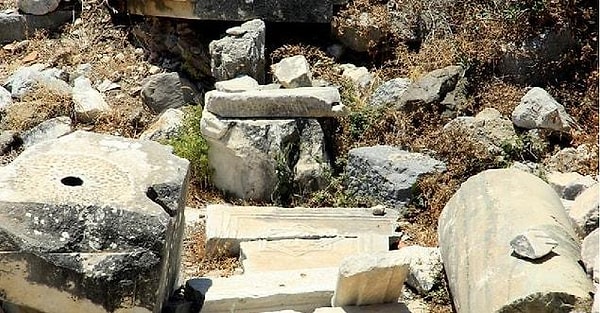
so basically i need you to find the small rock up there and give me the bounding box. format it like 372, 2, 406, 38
4, 64, 71, 99
139, 108, 184, 142
272, 55, 312, 88
141, 72, 186, 114
17, 0, 60, 15
148, 65, 161, 75
326, 44, 345, 59
21, 116, 71, 148
372, 205, 386, 216
96, 79, 121, 93
398, 66, 462, 110
512, 87, 575, 132
215, 75, 259, 92
398, 246, 443, 295
581, 229, 599, 283
568, 184, 599, 237
547, 171, 596, 200
72, 76, 110, 122
510, 229, 558, 260
369, 77, 411, 108
0, 86, 12, 110
340, 64, 372, 88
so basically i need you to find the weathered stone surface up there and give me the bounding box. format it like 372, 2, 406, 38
73, 77, 110, 122
196, 268, 338, 313
0, 13, 26, 43
140, 108, 184, 142
214, 75, 259, 92
512, 87, 575, 132
339, 64, 371, 89
0, 131, 21, 155
209, 19, 266, 83
547, 171, 596, 201
438, 169, 593, 313
273, 55, 312, 88
0, 86, 12, 110
18, 0, 59, 15
0, 11, 72, 44
313, 303, 415, 313
397, 65, 462, 110
510, 229, 559, 260
189, 0, 334, 22
205, 204, 400, 256
3, 64, 71, 99
545, 144, 597, 174
568, 184, 599, 237
20, 116, 71, 149
141, 72, 186, 114
0, 131, 190, 313
205, 87, 345, 118
294, 119, 331, 194
346, 145, 446, 210
332, 251, 410, 306
369, 77, 410, 108
240, 235, 389, 273
443, 108, 519, 155
582, 229, 599, 283
398, 246, 443, 295
333, 12, 384, 52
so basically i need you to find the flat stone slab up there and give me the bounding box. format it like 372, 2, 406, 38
206, 205, 400, 256
204, 87, 347, 118
240, 235, 389, 272
193, 268, 338, 313
313, 303, 414, 313
0, 131, 189, 313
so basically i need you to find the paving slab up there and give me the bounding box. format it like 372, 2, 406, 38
206, 205, 400, 256
240, 235, 389, 272
195, 268, 338, 313
204, 87, 346, 118
332, 251, 410, 307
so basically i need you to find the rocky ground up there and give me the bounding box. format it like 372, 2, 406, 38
0, 0, 598, 312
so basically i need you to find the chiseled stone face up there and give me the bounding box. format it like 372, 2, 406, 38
0, 131, 190, 313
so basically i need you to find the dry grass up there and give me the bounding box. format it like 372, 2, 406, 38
182, 221, 239, 277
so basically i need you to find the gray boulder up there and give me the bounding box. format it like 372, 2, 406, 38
0, 86, 12, 111
3, 64, 71, 99
0, 12, 26, 43
140, 108, 185, 142
512, 87, 575, 132
272, 55, 312, 88
21, 116, 71, 149
141, 72, 186, 114
72, 77, 110, 122
369, 77, 411, 108
346, 145, 446, 210
0, 131, 189, 313
200, 109, 330, 201
209, 19, 266, 83
214, 75, 259, 92
17, 0, 60, 15
443, 108, 519, 156
582, 229, 599, 283
398, 65, 462, 110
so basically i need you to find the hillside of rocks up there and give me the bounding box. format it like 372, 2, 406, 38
0, 0, 598, 312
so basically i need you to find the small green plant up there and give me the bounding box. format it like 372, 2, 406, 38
168, 105, 212, 187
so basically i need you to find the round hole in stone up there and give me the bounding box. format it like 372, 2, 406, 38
61, 176, 83, 186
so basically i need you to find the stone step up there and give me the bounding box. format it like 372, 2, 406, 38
191, 268, 338, 313
240, 235, 390, 273
206, 205, 400, 256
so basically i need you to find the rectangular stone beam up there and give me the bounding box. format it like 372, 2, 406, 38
197, 268, 338, 313
204, 87, 347, 118
240, 235, 390, 273
206, 205, 400, 256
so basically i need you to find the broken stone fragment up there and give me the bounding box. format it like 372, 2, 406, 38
141, 72, 186, 114
20, 115, 71, 148
510, 229, 559, 260
512, 87, 575, 133
272, 55, 312, 88
214, 75, 259, 92
0, 131, 189, 313
72, 76, 110, 122
204, 87, 345, 118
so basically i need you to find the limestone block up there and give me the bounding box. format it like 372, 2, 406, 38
512, 87, 575, 132
205, 204, 400, 256
582, 229, 599, 283
141, 72, 186, 114
438, 169, 593, 313
204, 87, 345, 118
331, 251, 410, 307
273, 55, 312, 88
0, 131, 190, 313
397, 65, 462, 110
196, 268, 338, 313
72, 76, 110, 122
547, 171, 596, 200
214, 75, 259, 92
240, 235, 389, 272
397, 246, 443, 295
17, 0, 60, 15
569, 183, 599, 236
209, 19, 265, 83
313, 303, 413, 313
4, 64, 71, 99
140, 108, 184, 142
369, 77, 410, 108
340, 64, 373, 89
20, 116, 71, 149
